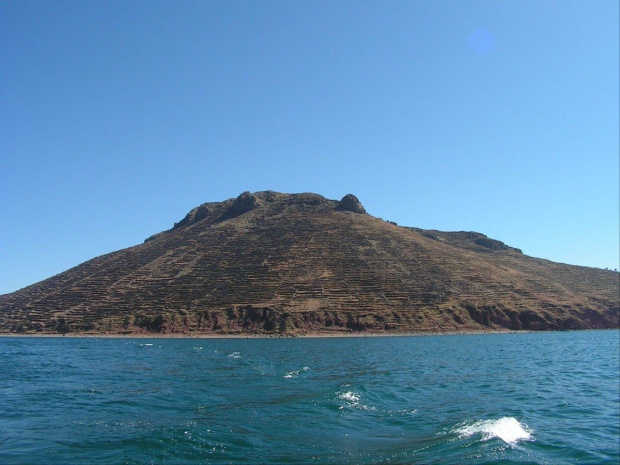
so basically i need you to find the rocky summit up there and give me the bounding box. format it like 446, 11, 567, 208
1, 191, 618, 335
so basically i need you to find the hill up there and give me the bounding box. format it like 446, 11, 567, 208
1, 191, 618, 335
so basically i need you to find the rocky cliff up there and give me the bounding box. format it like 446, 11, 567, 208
1, 191, 618, 335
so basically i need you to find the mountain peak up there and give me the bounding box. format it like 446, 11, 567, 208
220, 191, 260, 220
335, 194, 366, 214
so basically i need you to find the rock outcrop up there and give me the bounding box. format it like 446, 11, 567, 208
0, 191, 617, 335
173, 205, 210, 230
222, 191, 259, 219
335, 194, 366, 214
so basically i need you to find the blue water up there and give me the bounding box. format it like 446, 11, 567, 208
0, 331, 618, 464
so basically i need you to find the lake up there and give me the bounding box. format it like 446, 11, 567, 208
0, 330, 618, 464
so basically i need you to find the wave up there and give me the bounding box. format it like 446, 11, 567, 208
337, 391, 376, 411
455, 417, 532, 444
339, 391, 360, 403
284, 367, 309, 378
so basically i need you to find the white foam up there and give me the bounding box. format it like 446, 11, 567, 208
339, 391, 360, 403
455, 417, 532, 444
284, 367, 310, 378
227, 352, 241, 359
139, 343, 154, 347
337, 391, 377, 411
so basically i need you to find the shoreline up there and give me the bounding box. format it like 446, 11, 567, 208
0, 328, 616, 339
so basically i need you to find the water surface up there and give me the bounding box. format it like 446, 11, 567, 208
0, 330, 618, 464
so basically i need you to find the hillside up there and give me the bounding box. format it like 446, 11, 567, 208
1, 191, 618, 335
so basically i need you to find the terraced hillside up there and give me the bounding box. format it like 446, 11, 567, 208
0, 191, 618, 335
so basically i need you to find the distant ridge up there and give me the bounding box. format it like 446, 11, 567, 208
1, 191, 618, 335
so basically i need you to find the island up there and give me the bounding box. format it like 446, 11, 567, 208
1, 191, 618, 336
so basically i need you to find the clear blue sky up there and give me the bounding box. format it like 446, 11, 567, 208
1, 1, 618, 295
